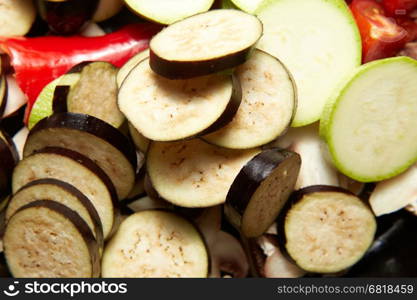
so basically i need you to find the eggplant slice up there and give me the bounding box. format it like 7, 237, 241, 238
23, 112, 136, 200
67, 62, 124, 128
119, 58, 242, 141
13, 147, 118, 239
117, 49, 149, 88
128, 123, 150, 153
149, 9, 263, 79
6, 178, 103, 248
203, 50, 296, 149
225, 148, 301, 238
0, 130, 18, 198
278, 185, 376, 274
102, 210, 209, 278
147, 139, 260, 207
0, 0, 36, 37
4, 200, 100, 278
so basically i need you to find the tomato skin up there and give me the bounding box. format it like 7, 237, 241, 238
382, 0, 417, 16
350, 0, 408, 62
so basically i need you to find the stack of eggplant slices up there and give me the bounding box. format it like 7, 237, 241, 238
2, 1, 417, 279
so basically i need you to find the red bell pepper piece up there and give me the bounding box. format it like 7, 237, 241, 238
0, 23, 161, 122
350, 0, 408, 62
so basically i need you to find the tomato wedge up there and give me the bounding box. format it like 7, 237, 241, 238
350, 0, 408, 62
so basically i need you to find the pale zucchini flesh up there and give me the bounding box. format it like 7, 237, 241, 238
256, 0, 361, 126
324, 57, 417, 182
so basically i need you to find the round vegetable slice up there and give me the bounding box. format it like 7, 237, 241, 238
0, 130, 18, 197
67, 61, 124, 128
256, 0, 361, 126
28, 73, 80, 130
4, 200, 100, 278
231, 0, 265, 13
128, 122, 150, 153
23, 112, 137, 200
102, 210, 209, 278
92, 0, 124, 22
225, 148, 301, 238
277, 185, 376, 274
0, 75, 7, 118
0, 0, 36, 37
117, 49, 149, 88
13, 147, 118, 239
321, 57, 417, 182
147, 139, 260, 207
125, 0, 215, 25
6, 178, 103, 248
149, 9, 263, 79
203, 50, 296, 149
119, 58, 242, 141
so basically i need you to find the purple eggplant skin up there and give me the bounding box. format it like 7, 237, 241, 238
0, 105, 26, 137
28, 146, 120, 237
227, 148, 301, 216
150, 46, 254, 80
52, 85, 70, 113
8, 200, 101, 277
25, 112, 137, 169
13, 178, 104, 249
37, 0, 99, 35
0, 130, 18, 197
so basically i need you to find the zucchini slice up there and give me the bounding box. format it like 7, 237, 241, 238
149, 9, 263, 79
102, 210, 209, 278
67, 62, 124, 128
13, 147, 118, 239
147, 139, 260, 207
321, 57, 417, 182
278, 185, 376, 274
231, 0, 265, 13
4, 200, 100, 278
124, 0, 215, 25
117, 49, 149, 88
203, 50, 296, 149
0, 0, 36, 37
23, 112, 137, 200
369, 164, 417, 216
225, 148, 301, 238
256, 0, 361, 126
6, 178, 103, 248
119, 58, 242, 141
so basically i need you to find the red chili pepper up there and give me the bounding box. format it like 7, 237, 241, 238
0, 23, 161, 122
350, 0, 408, 62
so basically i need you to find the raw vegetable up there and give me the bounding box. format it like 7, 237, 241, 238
147, 139, 260, 207
12, 147, 118, 239
321, 57, 417, 182
277, 185, 376, 273
11, 127, 29, 160
117, 49, 149, 88
256, 0, 361, 126
0, 130, 18, 198
230, 0, 265, 13
2, 76, 27, 119
128, 123, 150, 153
101, 210, 209, 278
149, 9, 263, 79
0, 0, 36, 37
4, 200, 100, 278
0, 23, 161, 122
93, 0, 124, 22
6, 178, 103, 248
203, 50, 296, 149
382, 0, 417, 16
124, 0, 215, 25
0, 76, 6, 117
24, 113, 137, 200
225, 148, 301, 238
119, 58, 242, 141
